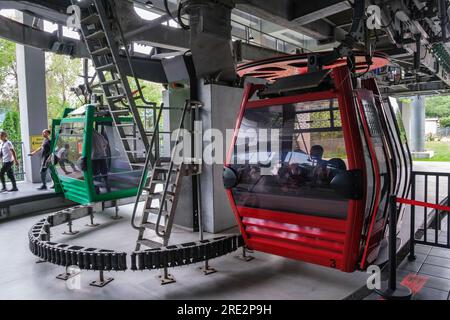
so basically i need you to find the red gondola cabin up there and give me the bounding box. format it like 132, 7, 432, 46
223, 56, 411, 272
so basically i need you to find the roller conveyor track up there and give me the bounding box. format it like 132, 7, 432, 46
28, 205, 242, 272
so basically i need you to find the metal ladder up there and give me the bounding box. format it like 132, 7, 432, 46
75, 0, 151, 167
131, 100, 203, 252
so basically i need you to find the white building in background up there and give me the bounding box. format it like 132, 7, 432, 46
425, 118, 439, 136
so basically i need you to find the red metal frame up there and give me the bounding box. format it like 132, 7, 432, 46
224, 66, 389, 272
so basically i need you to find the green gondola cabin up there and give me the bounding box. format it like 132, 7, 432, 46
50, 105, 145, 204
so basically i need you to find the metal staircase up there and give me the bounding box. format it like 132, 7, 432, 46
75, 0, 151, 167
131, 100, 203, 253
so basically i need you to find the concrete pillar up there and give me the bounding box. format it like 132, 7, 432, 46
198, 84, 243, 233
16, 13, 48, 183
410, 95, 425, 152
162, 83, 243, 233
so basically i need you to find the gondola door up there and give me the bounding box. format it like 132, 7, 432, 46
354, 89, 392, 269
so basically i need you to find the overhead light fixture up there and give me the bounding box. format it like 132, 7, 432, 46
145, 1, 154, 9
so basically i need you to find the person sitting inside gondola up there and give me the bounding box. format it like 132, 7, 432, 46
92, 130, 111, 194
309, 145, 330, 186
310, 145, 325, 165
310, 146, 347, 186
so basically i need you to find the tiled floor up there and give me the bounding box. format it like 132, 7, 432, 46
366, 239, 450, 300
400, 241, 450, 300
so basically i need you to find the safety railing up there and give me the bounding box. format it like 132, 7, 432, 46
437, 127, 450, 138
374, 172, 450, 299
404, 171, 450, 259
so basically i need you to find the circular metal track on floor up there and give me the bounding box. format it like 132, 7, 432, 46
28, 205, 243, 272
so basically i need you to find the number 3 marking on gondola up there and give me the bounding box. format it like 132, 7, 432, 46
330, 259, 337, 268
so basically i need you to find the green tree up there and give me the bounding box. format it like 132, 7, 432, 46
128, 77, 163, 130
1, 110, 22, 162
2, 111, 21, 141
425, 96, 450, 118
0, 38, 18, 111
440, 116, 450, 127
45, 53, 83, 123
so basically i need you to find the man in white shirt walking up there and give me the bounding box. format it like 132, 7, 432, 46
0, 131, 19, 192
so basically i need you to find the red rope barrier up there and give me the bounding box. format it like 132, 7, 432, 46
396, 197, 450, 213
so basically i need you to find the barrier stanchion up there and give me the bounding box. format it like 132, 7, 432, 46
375, 195, 412, 300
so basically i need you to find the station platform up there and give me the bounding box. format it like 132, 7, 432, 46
0, 204, 370, 300
0, 182, 73, 221
0, 162, 449, 300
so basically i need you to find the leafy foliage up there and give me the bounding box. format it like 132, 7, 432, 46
0, 39, 18, 111
425, 96, 450, 118
45, 53, 83, 123
1, 110, 22, 162
439, 116, 450, 128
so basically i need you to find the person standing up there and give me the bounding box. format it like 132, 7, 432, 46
29, 129, 52, 190
91, 129, 110, 194
56, 143, 78, 174
0, 131, 19, 192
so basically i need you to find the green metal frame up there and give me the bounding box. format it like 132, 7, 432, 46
50, 105, 143, 205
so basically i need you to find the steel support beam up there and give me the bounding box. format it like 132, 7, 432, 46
0, 15, 168, 83
292, 1, 351, 26
0, 14, 87, 57
379, 80, 450, 96
235, 0, 345, 41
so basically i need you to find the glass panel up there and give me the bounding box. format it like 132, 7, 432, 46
55, 122, 84, 180
231, 99, 349, 219
92, 122, 143, 194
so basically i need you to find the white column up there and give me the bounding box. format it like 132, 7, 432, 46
410, 95, 425, 152
16, 12, 48, 182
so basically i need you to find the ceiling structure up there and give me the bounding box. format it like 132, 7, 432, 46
0, 0, 449, 96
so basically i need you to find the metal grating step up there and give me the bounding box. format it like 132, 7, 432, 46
106, 95, 127, 101
100, 79, 122, 87
96, 63, 117, 72
91, 47, 111, 56
150, 191, 176, 197
81, 14, 100, 25
144, 207, 169, 215
141, 222, 165, 232
85, 30, 106, 41
137, 239, 163, 249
